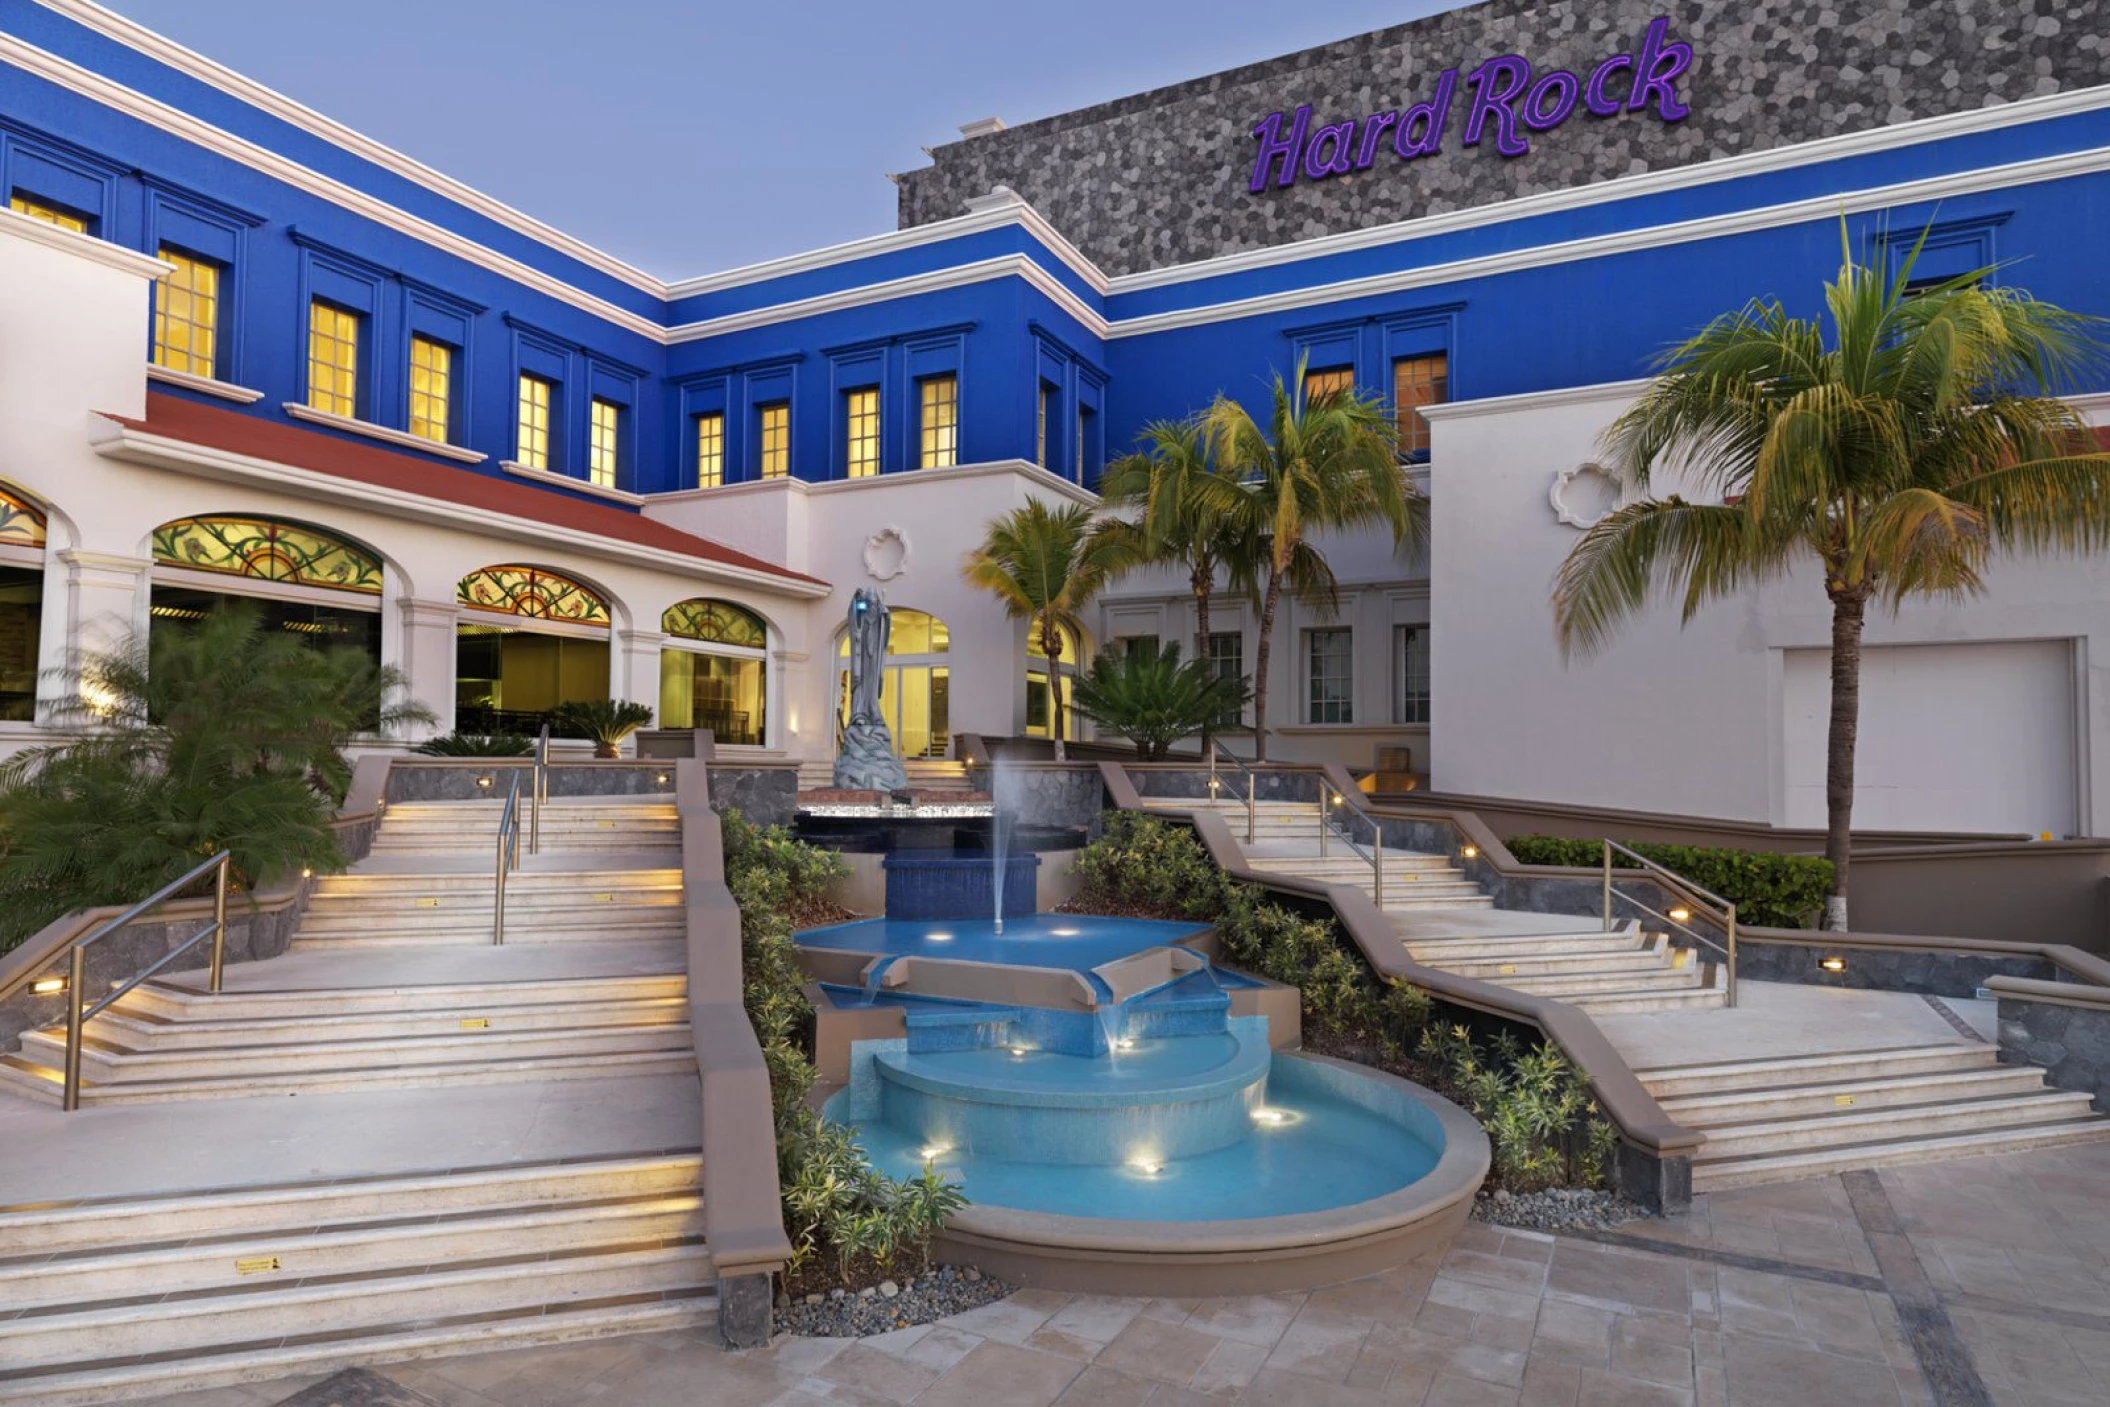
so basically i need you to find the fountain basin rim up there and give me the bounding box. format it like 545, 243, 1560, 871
926, 1054, 1489, 1295
874, 1028, 1266, 1108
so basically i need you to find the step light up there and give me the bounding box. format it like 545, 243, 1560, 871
1819, 956, 1847, 973
1461, 844, 1478, 859
29, 976, 66, 996
1668, 906, 1692, 924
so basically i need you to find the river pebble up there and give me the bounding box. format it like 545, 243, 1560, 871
773, 1265, 1014, 1338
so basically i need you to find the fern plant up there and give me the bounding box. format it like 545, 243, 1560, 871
1070, 640, 1250, 760
550, 698, 654, 758
411, 731, 533, 757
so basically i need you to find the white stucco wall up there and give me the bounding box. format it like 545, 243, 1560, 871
1426, 382, 2110, 836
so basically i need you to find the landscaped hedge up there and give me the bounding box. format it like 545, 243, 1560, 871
1503, 835, 1832, 929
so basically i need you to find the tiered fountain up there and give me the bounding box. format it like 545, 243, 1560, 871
793, 590, 1488, 1293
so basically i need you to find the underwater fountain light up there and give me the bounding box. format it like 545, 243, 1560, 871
918, 1144, 950, 1161
927, 932, 953, 942
1051, 927, 1080, 937
1252, 1107, 1289, 1126
1129, 1158, 1163, 1177
1009, 1046, 1029, 1058
1115, 1037, 1136, 1051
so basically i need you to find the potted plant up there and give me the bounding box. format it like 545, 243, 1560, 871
551, 699, 655, 759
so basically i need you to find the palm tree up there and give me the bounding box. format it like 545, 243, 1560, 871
1097, 417, 1264, 749
0, 600, 432, 950
962, 499, 1133, 760
1553, 233, 2110, 931
1203, 364, 1426, 761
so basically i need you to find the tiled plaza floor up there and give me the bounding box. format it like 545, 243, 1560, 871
140, 1140, 2110, 1407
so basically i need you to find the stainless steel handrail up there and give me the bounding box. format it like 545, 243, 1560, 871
529, 723, 551, 854
1601, 839, 1738, 1007
58, 850, 230, 1111
494, 774, 523, 945
1319, 783, 1386, 902
1204, 739, 1258, 843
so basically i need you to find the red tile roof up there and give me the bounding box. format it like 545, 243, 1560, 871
98, 392, 827, 589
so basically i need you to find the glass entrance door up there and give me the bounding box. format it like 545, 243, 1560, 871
838, 664, 949, 759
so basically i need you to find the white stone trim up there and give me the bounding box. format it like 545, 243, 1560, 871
665, 188, 1107, 300
456, 605, 609, 640
0, 543, 44, 568
0, 203, 170, 277
0, 32, 665, 342
1420, 379, 1652, 423
1106, 145, 2110, 339
665, 254, 1108, 343
152, 562, 383, 612
497, 460, 645, 505
283, 403, 489, 464
88, 416, 834, 599
32, 0, 665, 296
1108, 85, 2110, 294
647, 457, 1101, 508
146, 364, 265, 403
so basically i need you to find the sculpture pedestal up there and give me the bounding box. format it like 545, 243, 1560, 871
834, 718, 910, 791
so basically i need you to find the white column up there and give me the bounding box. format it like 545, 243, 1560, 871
396, 597, 462, 737
618, 628, 665, 721
46, 549, 149, 724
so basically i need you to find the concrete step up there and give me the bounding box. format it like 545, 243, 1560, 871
0, 1243, 712, 1376
119, 971, 687, 1022
0, 1193, 705, 1310
1497, 963, 1710, 999
299, 896, 683, 928
81, 995, 690, 1048
1245, 854, 1458, 875
22, 1022, 695, 1082
1689, 1089, 2102, 1160
1430, 945, 1673, 979
314, 871, 682, 896
0, 1047, 696, 1105
0, 1293, 718, 1405
0, 1154, 703, 1255
290, 920, 688, 951
1380, 894, 1496, 911
1633, 1043, 1993, 1098
1658, 1066, 2064, 1124
1691, 1115, 2110, 1192
1564, 988, 1730, 1014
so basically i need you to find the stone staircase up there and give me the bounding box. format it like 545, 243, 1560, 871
0, 1153, 715, 1405
1400, 922, 1725, 1015
0, 796, 720, 1396
1635, 1042, 2110, 1191
1138, 798, 1495, 912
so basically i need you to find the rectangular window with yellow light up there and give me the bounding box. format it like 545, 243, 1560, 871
408, 336, 454, 444
517, 374, 554, 470
844, 388, 879, 478
306, 298, 360, 419
696, 412, 725, 487
153, 247, 221, 379
589, 397, 622, 488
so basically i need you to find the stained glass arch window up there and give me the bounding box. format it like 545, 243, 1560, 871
0, 484, 48, 550
457, 565, 610, 626
663, 598, 767, 650
152, 516, 381, 594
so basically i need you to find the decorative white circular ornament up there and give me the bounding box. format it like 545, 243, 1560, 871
1549, 463, 1623, 530
862, 526, 911, 581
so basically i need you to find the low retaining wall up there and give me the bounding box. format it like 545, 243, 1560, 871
378, 758, 799, 827
1991, 977, 2110, 1113
1735, 936, 2058, 998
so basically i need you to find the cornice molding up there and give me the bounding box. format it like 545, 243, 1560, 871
0, 32, 665, 341
283, 403, 489, 464
0, 203, 168, 276
499, 459, 646, 506
147, 364, 265, 403
1106, 143, 2110, 339
88, 417, 833, 599
1418, 378, 1651, 423
32, 0, 665, 296
666, 254, 1109, 344
645, 457, 1100, 508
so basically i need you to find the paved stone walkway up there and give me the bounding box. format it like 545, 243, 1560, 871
138, 1141, 2110, 1407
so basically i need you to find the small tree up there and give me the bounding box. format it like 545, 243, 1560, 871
1071, 640, 1251, 760
551, 699, 655, 759
0, 600, 431, 951
1204, 364, 1426, 760
1096, 418, 1264, 748
1554, 231, 2110, 930
962, 499, 1133, 760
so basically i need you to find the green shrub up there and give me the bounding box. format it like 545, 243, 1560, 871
1420, 1025, 1618, 1192
1503, 834, 1832, 929
411, 732, 533, 757
718, 809, 967, 1288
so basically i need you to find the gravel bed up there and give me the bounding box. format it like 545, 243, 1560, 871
773, 1265, 1014, 1338
1471, 1186, 1650, 1233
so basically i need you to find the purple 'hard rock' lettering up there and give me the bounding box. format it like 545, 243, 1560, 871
1246, 15, 1694, 191
1462, 53, 1533, 158
1393, 68, 1458, 161
1630, 16, 1695, 122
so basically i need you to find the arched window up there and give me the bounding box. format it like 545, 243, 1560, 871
834, 607, 949, 758
0, 483, 49, 722
153, 516, 381, 594
660, 598, 768, 746
455, 565, 613, 735
457, 565, 609, 625
149, 515, 383, 666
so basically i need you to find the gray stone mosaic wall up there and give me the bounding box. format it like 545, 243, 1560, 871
1999, 994, 2110, 1111
897, 0, 2109, 276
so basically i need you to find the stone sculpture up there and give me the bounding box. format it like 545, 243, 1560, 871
834, 587, 911, 792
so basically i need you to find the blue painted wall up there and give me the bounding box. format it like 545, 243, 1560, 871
3, 1, 2106, 515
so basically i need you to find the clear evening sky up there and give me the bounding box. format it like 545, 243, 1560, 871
98, 1, 1466, 277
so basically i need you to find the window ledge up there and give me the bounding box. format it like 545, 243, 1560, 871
148, 364, 265, 404
1278, 723, 1428, 734
498, 460, 644, 506
282, 403, 488, 464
